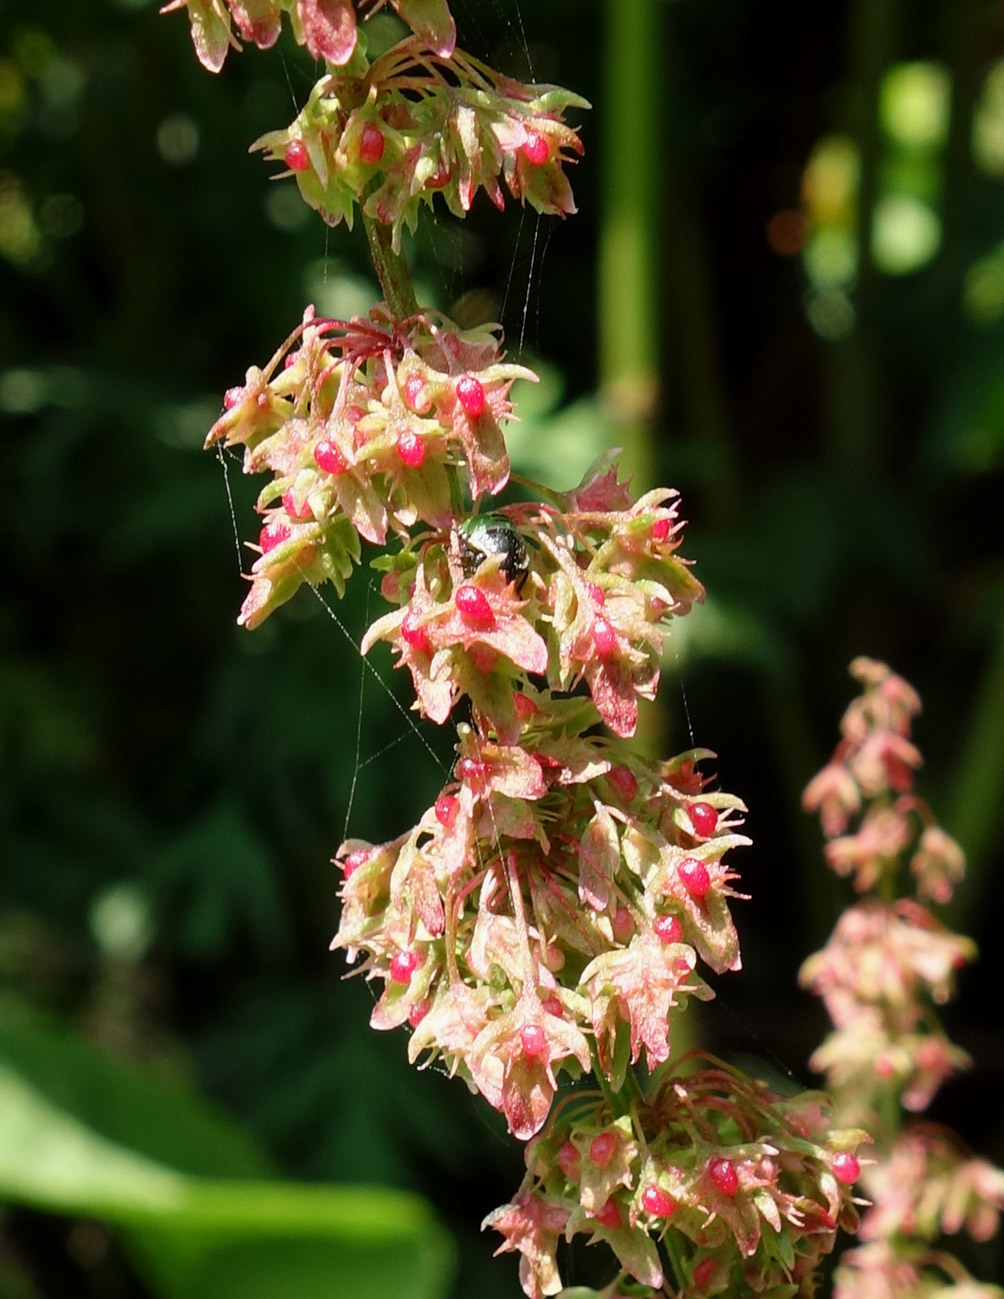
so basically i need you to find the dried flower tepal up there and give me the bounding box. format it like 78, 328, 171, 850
174, 1, 871, 1293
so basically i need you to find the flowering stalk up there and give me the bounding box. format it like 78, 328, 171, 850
802, 658, 1004, 1299
171, 2, 869, 1293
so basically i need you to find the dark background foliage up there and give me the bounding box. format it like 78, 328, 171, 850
2, 0, 1003, 1294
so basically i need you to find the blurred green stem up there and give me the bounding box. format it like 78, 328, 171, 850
947, 613, 1004, 931
599, 0, 660, 494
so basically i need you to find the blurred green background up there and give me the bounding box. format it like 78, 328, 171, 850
3, 0, 1004, 1294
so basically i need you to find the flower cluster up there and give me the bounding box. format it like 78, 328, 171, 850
802, 659, 1004, 1299
177, 1, 874, 1292
487, 1060, 866, 1298
256, 42, 588, 249
205, 307, 535, 628
163, 0, 456, 72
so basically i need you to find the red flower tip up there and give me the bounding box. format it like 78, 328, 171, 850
314, 440, 348, 474
589, 1132, 617, 1167
390, 949, 420, 984
223, 386, 242, 409
455, 584, 493, 623
522, 131, 550, 165
281, 488, 312, 521
341, 849, 369, 879
408, 998, 431, 1027
520, 1024, 547, 1058
677, 856, 711, 900
591, 615, 616, 657
831, 1152, 861, 1185
401, 611, 430, 653
594, 1198, 621, 1229
608, 765, 638, 801
652, 517, 671, 543
396, 427, 426, 467
693, 1258, 717, 1288
514, 691, 538, 719
457, 755, 488, 787
456, 375, 486, 417
654, 914, 683, 944
708, 1156, 739, 1196
434, 794, 458, 828
689, 801, 719, 836
556, 1141, 580, 1176
587, 583, 605, 606
641, 1184, 676, 1218
359, 123, 385, 165
284, 139, 310, 171
612, 905, 635, 942
403, 373, 431, 413
259, 521, 291, 553
540, 993, 562, 1017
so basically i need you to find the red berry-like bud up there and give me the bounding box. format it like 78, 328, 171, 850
359, 123, 385, 164
390, 949, 419, 984
457, 756, 487, 788
690, 802, 719, 837
693, 1258, 717, 1288
396, 427, 426, 468
341, 849, 369, 879
314, 440, 347, 474
520, 1024, 547, 1057
592, 616, 616, 657
654, 914, 683, 944
403, 373, 431, 413
401, 611, 430, 653
587, 583, 605, 606
608, 765, 638, 801
259, 521, 291, 553
284, 139, 310, 171
434, 794, 458, 829
540, 993, 562, 1017
455, 584, 493, 623
223, 385, 242, 409
522, 131, 549, 164
589, 1132, 617, 1167
281, 488, 313, 521
652, 517, 671, 543
514, 692, 538, 719
832, 1152, 861, 1184
641, 1185, 676, 1218
708, 1157, 739, 1196
678, 856, 711, 900
557, 1141, 580, 1176
456, 375, 486, 417
595, 1199, 621, 1230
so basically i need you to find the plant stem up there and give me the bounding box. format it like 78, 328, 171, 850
363, 215, 419, 321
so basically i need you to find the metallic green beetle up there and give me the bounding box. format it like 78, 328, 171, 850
456, 513, 530, 588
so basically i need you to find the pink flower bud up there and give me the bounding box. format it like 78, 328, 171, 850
359, 124, 385, 165
434, 794, 458, 828
396, 427, 426, 467
708, 1156, 738, 1196
522, 131, 549, 164
408, 999, 431, 1027
587, 583, 605, 605
284, 140, 310, 171
654, 914, 683, 944
641, 1184, 676, 1218
259, 521, 291, 553
456, 584, 493, 623
401, 611, 430, 653
591, 616, 616, 657
689, 802, 719, 837
341, 849, 369, 879
223, 386, 242, 409
677, 856, 710, 899
314, 440, 347, 474
390, 949, 419, 984
520, 1024, 547, 1057
556, 1141, 580, 1176
281, 488, 312, 520
456, 375, 486, 417
589, 1132, 617, 1167
403, 373, 431, 413
652, 517, 671, 543
514, 692, 538, 719
594, 1199, 621, 1229
831, 1152, 860, 1184
693, 1258, 717, 1288
607, 765, 638, 801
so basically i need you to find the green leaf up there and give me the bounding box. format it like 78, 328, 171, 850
0, 1006, 454, 1299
